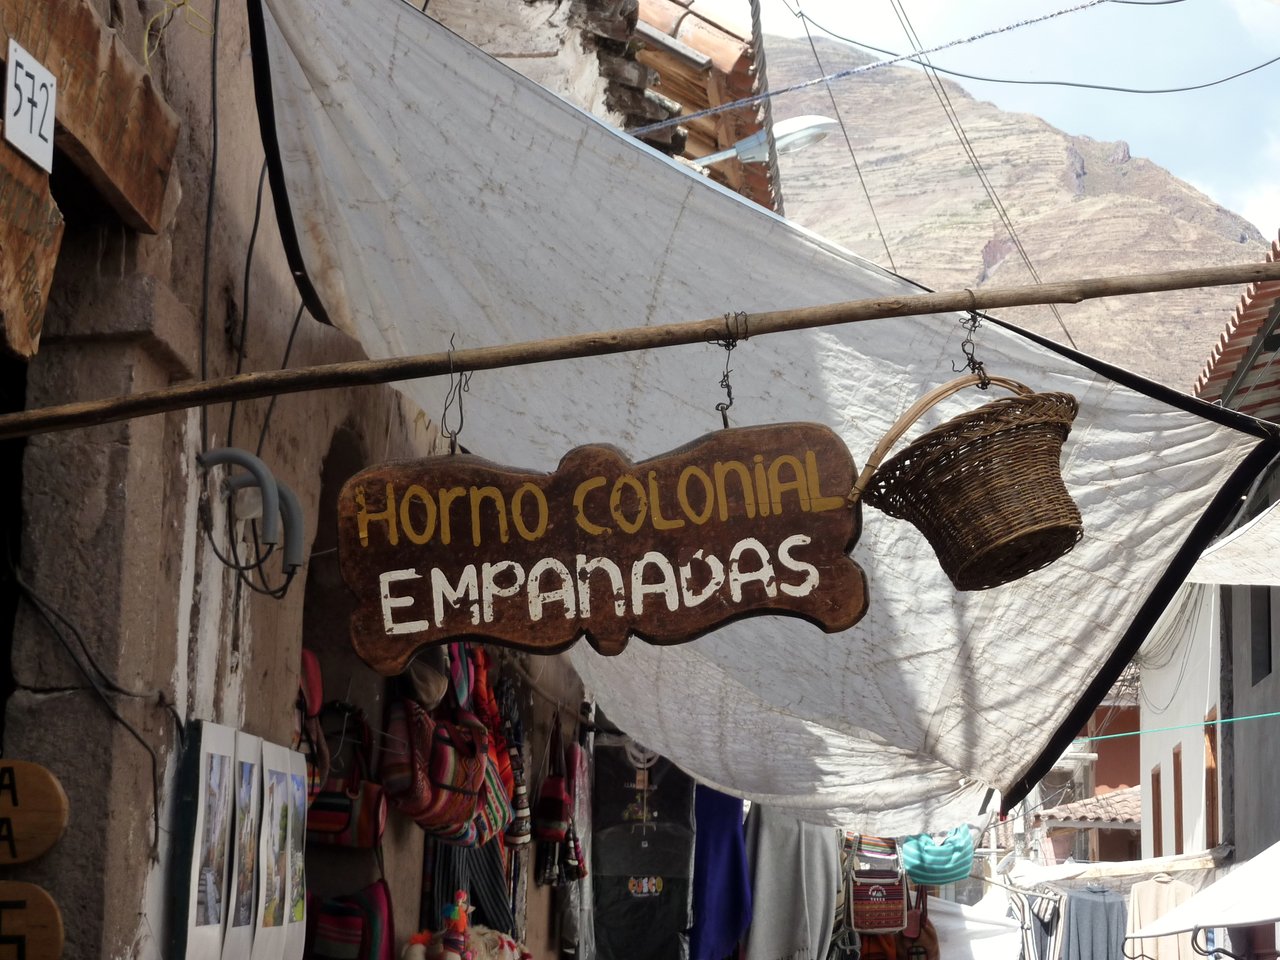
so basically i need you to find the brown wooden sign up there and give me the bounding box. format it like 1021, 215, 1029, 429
0, 760, 69, 866
0, 145, 62, 358
338, 423, 867, 672
0, 881, 64, 958
2, 0, 180, 233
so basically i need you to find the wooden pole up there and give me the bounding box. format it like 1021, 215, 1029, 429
3, 259, 1280, 441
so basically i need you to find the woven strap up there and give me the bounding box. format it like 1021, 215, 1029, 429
848, 374, 1031, 505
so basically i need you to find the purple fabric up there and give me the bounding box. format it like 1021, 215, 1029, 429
690, 785, 753, 960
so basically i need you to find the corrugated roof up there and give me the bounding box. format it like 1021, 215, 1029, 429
1036, 785, 1142, 827
1195, 234, 1280, 421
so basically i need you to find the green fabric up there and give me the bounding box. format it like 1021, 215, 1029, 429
898, 826, 974, 885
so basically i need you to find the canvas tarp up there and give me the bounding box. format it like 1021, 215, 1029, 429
1130, 839, 1280, 937
247, 0, 1280, 834
1188, 499, 1280, 586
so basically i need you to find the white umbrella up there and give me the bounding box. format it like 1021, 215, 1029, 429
1130, 840, 1280, 938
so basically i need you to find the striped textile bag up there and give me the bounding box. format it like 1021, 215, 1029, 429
307, 879, 394, 960
306, 704, 387, 849
379, 698, 428, 807
380, 697, 488, 832
413, 712, 488, 830
471, 742, 514, 845
850, 836, 908, 934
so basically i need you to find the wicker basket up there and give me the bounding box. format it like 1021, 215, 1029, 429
849, 374, 1083, 591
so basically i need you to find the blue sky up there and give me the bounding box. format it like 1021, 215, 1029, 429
760, 0, 1280, 239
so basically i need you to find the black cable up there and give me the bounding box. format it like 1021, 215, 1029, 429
29, 585, 186, 744
255, 302, 307, 458
795, 8, 1280, 96
198, 300, 307, 595
12, 573, 168, 855
198, 0, 223, 453
235, 510, 294, 597
886, 0, 1079, 348
225, 159, 270, 452
798, 4, 897, 272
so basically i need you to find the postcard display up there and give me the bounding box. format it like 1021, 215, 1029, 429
173, 721, 307, 960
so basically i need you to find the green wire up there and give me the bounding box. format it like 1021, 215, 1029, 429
1080, 709, 1280, 743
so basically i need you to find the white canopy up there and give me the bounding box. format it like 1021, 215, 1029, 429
248, 0, 1280, 833
1131, 840, 1280, 937
1188, 500, 1280, 586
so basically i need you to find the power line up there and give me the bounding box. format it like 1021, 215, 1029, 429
796, 2, 897, 272
881, 0, 1078, 348
631, 0, 1114, 137
792, 10, 1280, 96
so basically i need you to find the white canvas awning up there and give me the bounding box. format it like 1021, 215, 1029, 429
1130, 840, 1280, 937
247, 0, 1280, 834
1188, 500, 1280, 586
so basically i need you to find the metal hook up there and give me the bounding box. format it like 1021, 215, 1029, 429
707, 312, 749, 428
950, 311, 990, 388
441, 334, 472, 454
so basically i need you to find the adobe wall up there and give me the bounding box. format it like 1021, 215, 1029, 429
0, 1, 581, 956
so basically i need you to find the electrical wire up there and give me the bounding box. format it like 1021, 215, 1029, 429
198, 0, 222, 453
796, 2, 897, 272
225, 159, 270, 452
11, 566, 181, 855
255, 302, 308, 459
788, 8, 1280, 97
631, 0, 1113, 137
882, 0, 1078, 348
1081, 707, 1280, 742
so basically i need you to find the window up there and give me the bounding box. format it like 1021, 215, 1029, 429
1172, 746, 1184, 855
1151, 764, 1163, 857
1251, 586, 1272, 685
1204, 710, 1220, 849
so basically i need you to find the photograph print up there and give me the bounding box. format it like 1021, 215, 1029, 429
196, 751, 232, 926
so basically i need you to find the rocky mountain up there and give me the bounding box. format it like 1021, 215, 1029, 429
765, 34, 1267, 389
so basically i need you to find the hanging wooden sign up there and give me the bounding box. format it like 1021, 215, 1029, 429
338, 423, 867, 672
0, 760, 69, 866
0, 881, 64, 958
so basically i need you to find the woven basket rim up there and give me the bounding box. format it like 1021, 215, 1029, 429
868, 391, 1078, 488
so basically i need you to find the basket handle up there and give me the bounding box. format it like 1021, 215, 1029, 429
848, 374, 1031, 504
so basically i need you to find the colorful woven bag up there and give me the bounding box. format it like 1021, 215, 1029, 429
307, 878, 395, 960
306, 703, 387, 849
380, 698, 488, 832
850, 836, 908, 934
472, 742, 514, 845
532, 713, 571, 842
379, 696, 429, 808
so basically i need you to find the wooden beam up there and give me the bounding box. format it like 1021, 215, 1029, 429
1, 0, 180, 233
0, 145, 63, 358
4, 258, 1280, 440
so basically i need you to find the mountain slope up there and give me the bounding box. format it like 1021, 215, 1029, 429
766, 35, 1265, 389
